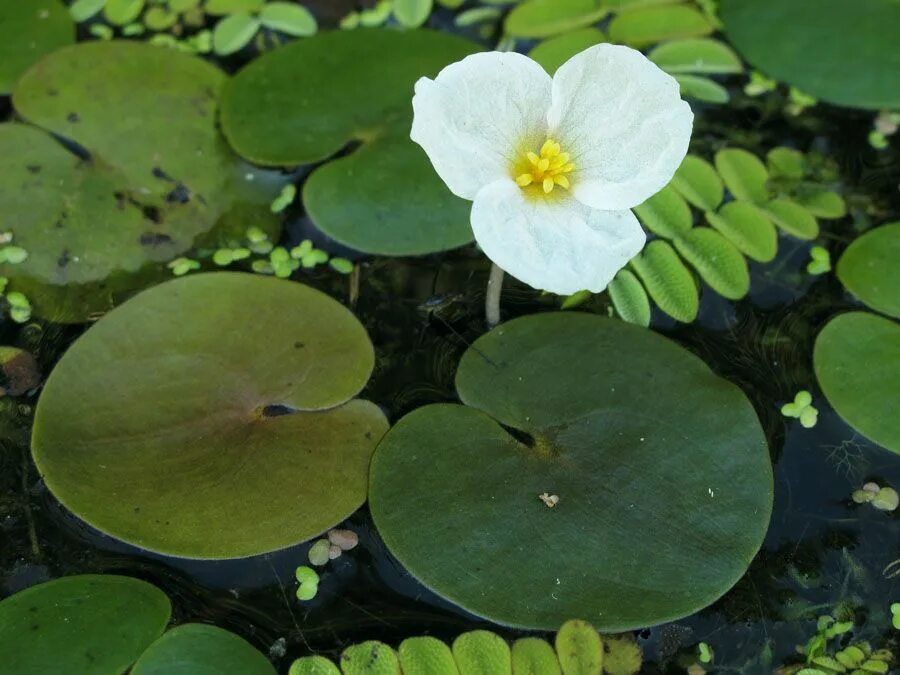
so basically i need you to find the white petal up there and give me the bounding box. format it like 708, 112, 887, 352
547, 44, 693, 210
471, 180, 646, 295
410, 52, 552, 201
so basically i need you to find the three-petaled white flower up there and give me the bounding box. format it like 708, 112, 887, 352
410, 44, 694, 295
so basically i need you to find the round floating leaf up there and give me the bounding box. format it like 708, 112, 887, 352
104, 0, 145, 25
633, 184, 692, 239
763, 198, 819, 240
674, 74, 729, 104
399, 637, 459, 675
528, 28, 606, 74
555, 620, 602, 675
766, 147, 805, 180
370, 313, 772, 629
671, 155, 723, 212
630, 240, 698, 322
341, 641, 401, 675
608, 268, 651, 327
704, 200, 777, 262
511, 638, 560, 675
453, 632, 511, 674
814, 312, 900, 454
674, 227, 749, 300
69, 0, 107, 22
0, 2, 74, 94
213, 13, 261, 55
132, 624, 275, 675
648, 38, 742, 74
714, 148, 769, 204
504, 0, 609, 38
259, 2, 317, 36
795, 188, 846, 219
608, 5, 713, 48
0, 575, 171, 675
721, 0, 900, 109
205, 0, 265, 14
394, 0, 433, 28
836, 222, 900, 318
4, 41, 282, 322
290, 657, 342, 675
32, 273, 387, 558
221, 29, 477, 256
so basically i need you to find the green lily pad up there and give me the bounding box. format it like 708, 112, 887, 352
721, 0, 900, 109
32, 273, 388, 558
0, 1, 73, 94
3, 41, 282, 323
608, 5, 713, 48
370, 313, 772, 629
0, 575, 171, 675
704, 200, 777, 262
131, 624, 276, 675
220, 29, 478, 256
648, 38, 742, 75
528, 28, 607, 74
836, 222, 900, 318
814, 312, 900, 454
630, 240, 698, 323
504, 0, 609, 39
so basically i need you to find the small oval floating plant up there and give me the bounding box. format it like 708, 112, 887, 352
31, 272, 388, 558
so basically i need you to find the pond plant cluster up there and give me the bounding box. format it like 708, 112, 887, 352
0, 0, 898, 674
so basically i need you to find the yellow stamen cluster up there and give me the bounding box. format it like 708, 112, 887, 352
515, 139, 574, 194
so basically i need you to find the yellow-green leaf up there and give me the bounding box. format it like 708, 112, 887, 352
608, 5, 713, 47
528, 28, 606, 74
674, 74, 729, 103
763, 197, 819, 239
674, 228, 750, 300
555, 620, 603, 675
104, 0, 145, 25
504, 0, 608, 38
511, 638, 561, 675
715, 148, 769, 203
634, 184, 692, 238
766, 147, 805, 179
212, 12, 261, 56
648, 38, 742, 74
796, 187, 846, 219
452, 631, 511, 675
340, 641, 401, 675
393, 0, 433, 28
630, 240, 698, 322
705, 200, 777, 262
258, 2, 317, 36
289, 656, 341, 675
398, 636, 459, 675
608, 269, 651, 327
671, 154, 723, 211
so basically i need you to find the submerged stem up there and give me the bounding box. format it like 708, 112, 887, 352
485, 263, 504, 328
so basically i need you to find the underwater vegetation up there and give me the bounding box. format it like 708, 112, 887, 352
0, 0, 898, 674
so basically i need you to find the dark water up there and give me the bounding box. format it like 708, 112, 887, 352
2, 14, 900, 675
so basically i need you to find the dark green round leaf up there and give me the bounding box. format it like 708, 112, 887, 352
630, 240, 698, 323
814, 312, 900, 454
704, 200, 777, 262
528, 28, 606, 74
32, 273, 387, 558
608, 5, 713, 48
504, 0, 609, 39
674, 227, 749, 300
370, 313, 772, 629
132, 624, 276, 675
220, 29, 478, 256
0, 1, 73, 94
0, 575, 171, 675
721, 0, 900, 109
4, 41, 282, 322
836, 223, 900, 319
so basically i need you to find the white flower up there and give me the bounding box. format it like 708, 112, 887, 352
410, 44, 693, 295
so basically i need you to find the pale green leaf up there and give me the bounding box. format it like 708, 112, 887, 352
212, 12, 261, 55
674, 74, 729, 103
671, 154, 723, 211
394, 0, 433, 28
608, 5, 713, 47
505, 0, 609, 39
259, 2, 317, 36
607, 268, 651, 327
674, 227, 750, 300
763, 198, 819, 239
630, 239, 698, 322
633, 184, 692, 239
649, 38, 742, 74
704, 200, 777, 262
715, 148, 769, 203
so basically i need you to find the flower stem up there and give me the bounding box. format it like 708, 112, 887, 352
485, 263, 504, 328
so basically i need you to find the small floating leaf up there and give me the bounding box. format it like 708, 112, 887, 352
504, 0, 609, 39
715, 148, 769, 203
104, 0, 145, 25
601, 635, 642, 675
131, 624, 276, 675
213, 13, 261, 55
796, 187, 847, 219
258, 2, 317, 36
674, 227, 749, 300
511, 638, 561, 675
763, 198, 819, 240
69, 0, 107, 21
608, 5, 713, 48
341, 641, 401, 675
648, 38, 742, 74
453, 631, 511, 675
289, 656, 342, 675
393, 0, 433, 28
674, 74, 729, 103
766, 147, 805, 180
608, 269, 651, 327
399, 636, 460, 675
836, 222, 900, 318
528, 28, 606, 74
671, 155, 723, 211
633, 184, 692, 239
555, 620, 603, 675
630, 240, 698, 322
704, 200, 777, 262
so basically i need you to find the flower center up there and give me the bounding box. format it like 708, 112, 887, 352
514, 139, 575, 194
